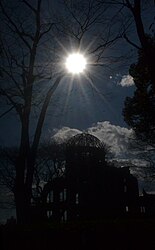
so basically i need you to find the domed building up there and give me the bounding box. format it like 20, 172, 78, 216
38, 133, 139, 222
65, 133, 139, 220
65, 133, 107, 185
65, 133, 108, 220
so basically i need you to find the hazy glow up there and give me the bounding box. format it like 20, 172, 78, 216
65, 53, 86, 74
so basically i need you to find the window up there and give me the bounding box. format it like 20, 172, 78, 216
64, 188, 67, 201
76, 193, 79, 204
47, 191, 53, 203
124, 185, 127, 193
64, 210, 67, 221
60, 191, 64, 202
47, 210, 52, 218
140, 206, 145, 213
60, 189, 67, 202
126, 206, 129, 212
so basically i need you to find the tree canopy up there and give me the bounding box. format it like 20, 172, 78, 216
123, 35, 155, 144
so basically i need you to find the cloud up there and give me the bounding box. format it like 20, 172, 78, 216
51, 122, 153, 171
87, 121, 133, 158
51, 122, 133, 158
119, 74, 134, 87
51, 122, 154, 190
52, 127, 82, 144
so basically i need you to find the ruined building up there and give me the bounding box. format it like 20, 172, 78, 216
39, 133, 140, 221
65, 133, 139, 220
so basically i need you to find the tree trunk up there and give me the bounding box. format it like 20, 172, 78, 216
14, 151, 33, 224
14, 191, 29, 224
132, 1, 155, 92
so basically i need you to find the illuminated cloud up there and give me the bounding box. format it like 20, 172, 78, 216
52, 127, 81, 143
50, 122, 155, 191
51, 122, 133, 158
119, 74, 134, 87
87, 121, 133, 158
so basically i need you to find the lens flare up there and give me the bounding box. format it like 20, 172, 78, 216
65, 53, 87, 74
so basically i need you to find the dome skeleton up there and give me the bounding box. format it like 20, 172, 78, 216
66, 133, 104, 149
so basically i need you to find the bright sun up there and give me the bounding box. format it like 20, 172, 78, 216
65, 53, 87, 74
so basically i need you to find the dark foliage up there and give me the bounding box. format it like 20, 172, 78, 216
123, 36, 155, 144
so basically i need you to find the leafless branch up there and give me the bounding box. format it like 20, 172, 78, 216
123, 33, 141, 49
0, 2, 31, 50
0, 106, 14, 118
22, 0, 37, 13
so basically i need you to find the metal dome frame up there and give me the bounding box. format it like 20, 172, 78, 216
66, 133, 104, 149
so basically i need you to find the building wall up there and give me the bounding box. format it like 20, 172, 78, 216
65, 149, 139, 220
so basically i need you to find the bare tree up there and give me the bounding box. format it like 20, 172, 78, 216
0, 141, 65, 222
0, 0, 66, 224
100, 1, 155, 85
96, 1, 155, 176
0, 0, 121, 224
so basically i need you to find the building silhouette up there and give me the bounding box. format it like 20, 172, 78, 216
32, 133, 155, 222
65, 133, 139, 220
36, 133, 139, 221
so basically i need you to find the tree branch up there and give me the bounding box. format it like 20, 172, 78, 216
90, 35, 121, 54
0, 106, 14, 118
0, 89, 23, 117
39, 23, 55, 39
32, 74, 64, 153
22, 0, 37, 13
123, 33, 141, 49
0, 2, 31, 50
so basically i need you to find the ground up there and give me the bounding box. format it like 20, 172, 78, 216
1, 218, 155, 250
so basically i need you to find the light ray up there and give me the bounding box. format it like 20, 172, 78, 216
84, 74, 121, 124
59, 76, 75, 120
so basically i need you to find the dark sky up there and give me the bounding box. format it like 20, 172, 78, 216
0, 0, 154, 147
0, 1, 155, 224
0, 68, 135, 146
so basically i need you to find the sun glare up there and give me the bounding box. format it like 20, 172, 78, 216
65, 53, 87, 74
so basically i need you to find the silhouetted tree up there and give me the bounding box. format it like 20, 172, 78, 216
122, 0, 155, 92
32, 141, 65, 201
102, 1, 155, 142
0, 0, 121, 224
96, 1, 155, 179
0, 141, 65, 222
123, 40, 155, 143
97, 1, 155, 74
